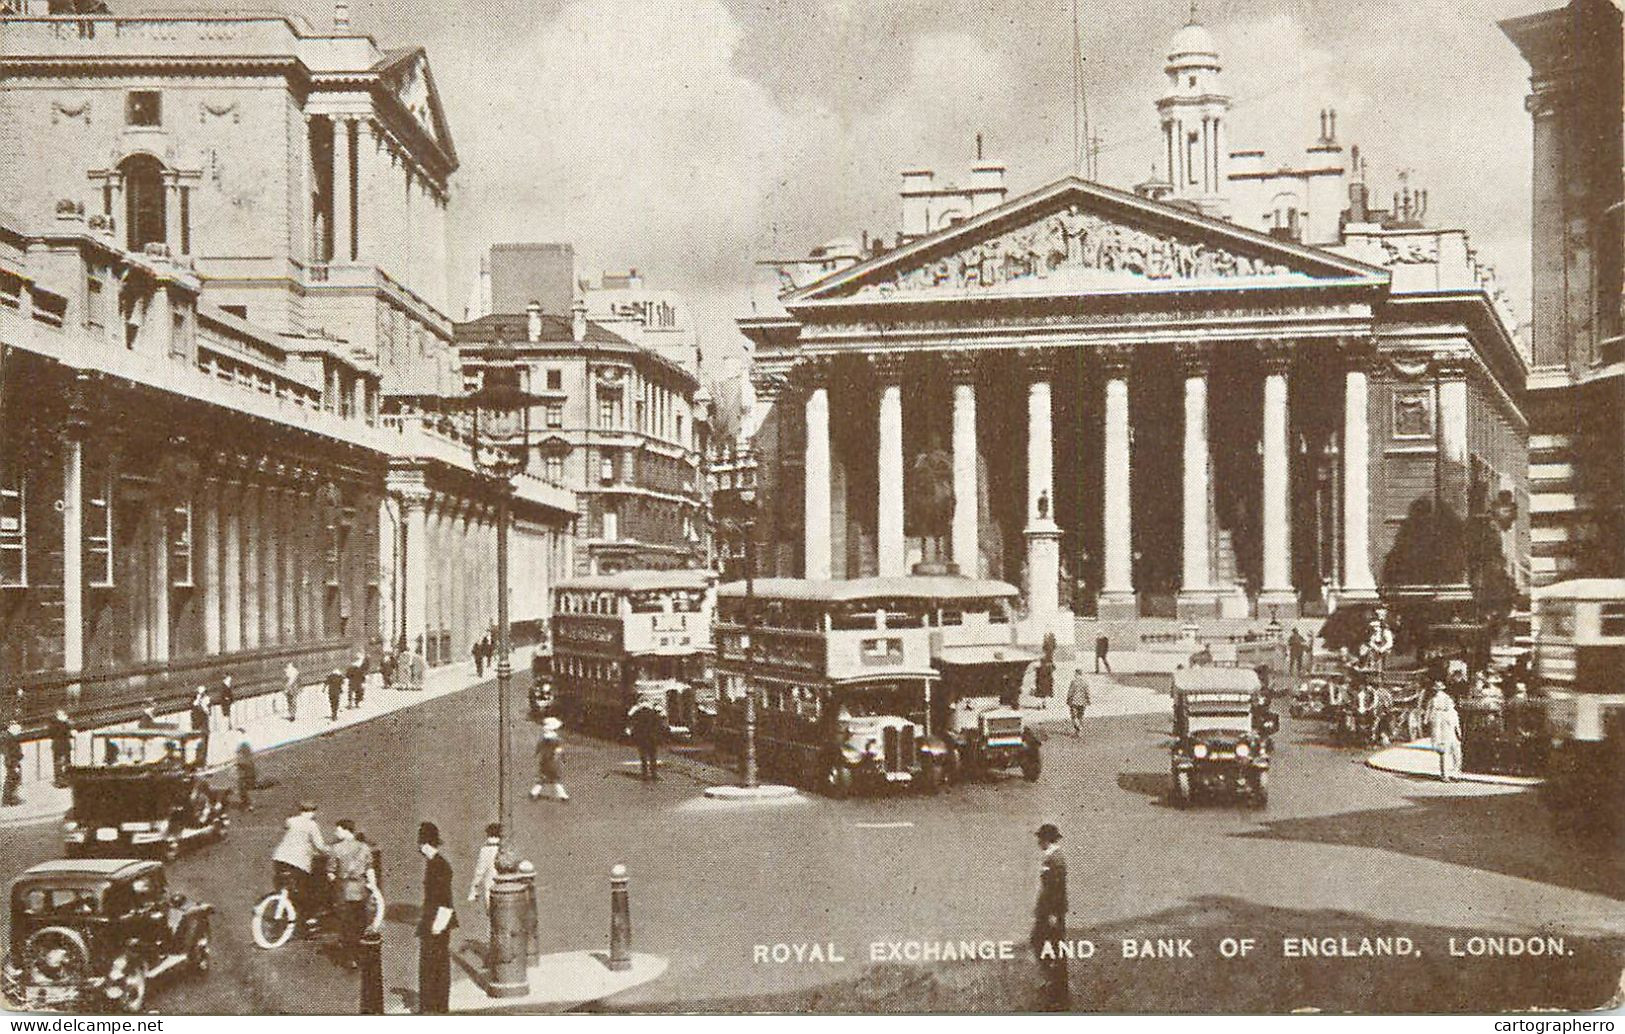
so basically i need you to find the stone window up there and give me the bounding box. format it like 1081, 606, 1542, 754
0, 469, 24, 587
545, 368, 562, 390
543, 402, 562, 428
544, 455, 563, 484
120, 154, 166, 252
125, 90, 161, 127
1392, 388, 1434, 440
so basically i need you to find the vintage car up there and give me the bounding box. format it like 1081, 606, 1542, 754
1289, 657, 1349, 719
63, 728, 229, 861
826, 694, 954, 797
2, 859, 211, 1013
1170, 667, 1279, 807
932, 644, 1042, 782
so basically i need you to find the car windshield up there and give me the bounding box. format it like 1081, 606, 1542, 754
1187, 715, 1251, 735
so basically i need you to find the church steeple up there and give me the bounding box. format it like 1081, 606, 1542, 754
1155, 5, 1231, 218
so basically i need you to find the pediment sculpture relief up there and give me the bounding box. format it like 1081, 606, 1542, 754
856, 205, 1292, 297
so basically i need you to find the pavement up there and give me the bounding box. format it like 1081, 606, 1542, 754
0, 650, 537, 829
428, 949, 668, 1014
1366, 739, 1545, 787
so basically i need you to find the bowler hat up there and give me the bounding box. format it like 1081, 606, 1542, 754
417, 821, 441, 846
1035, 823, 1062, 843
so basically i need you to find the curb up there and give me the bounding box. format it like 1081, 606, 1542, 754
1365, 740, 1544, 787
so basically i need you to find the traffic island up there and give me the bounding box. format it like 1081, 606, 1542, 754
434, 950, 668, 1014
702, 783, 799, 801
1366, 739, 1544, 788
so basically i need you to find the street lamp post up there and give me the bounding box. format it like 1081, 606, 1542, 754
459, 338, 534, 995
738, 490, 758, 789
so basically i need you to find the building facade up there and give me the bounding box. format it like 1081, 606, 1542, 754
737, 174, 1527, 635
1501, 0, 1625, 584
456, 301, 708, 576
0, 1, 578, 732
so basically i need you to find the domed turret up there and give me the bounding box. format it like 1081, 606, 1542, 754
1153, 4, 1231, 218
1166, 20, 1219, 66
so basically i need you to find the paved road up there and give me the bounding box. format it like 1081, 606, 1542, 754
2, 679, 1620, 1014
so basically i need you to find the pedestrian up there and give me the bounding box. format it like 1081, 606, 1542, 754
1035, 631, 1057, 698
218, 674, 235, 728
1031, 822, 1070, 1011
415, 821, 456, 1014
346, 653, 366, 710
1431, 686, 1463, 782
190, 686, 211, 764
467, 823, 502, 940
326, 669, 344, 721
284, 661, 300, 722
530, 717, 569, 801
628, 700, 666, 781
48, 708, 74, 787
380, 651, 398, 692
1094, 633, 1112, 674
472, 638, 486, 678
2, 720, 24, 807
1066, 670, 1092, 737
1288, 628, 1308, 675
328, 819, 377, 970
139, 697, 161, 727
234, 734, 256, 811
271, 802, 327, 931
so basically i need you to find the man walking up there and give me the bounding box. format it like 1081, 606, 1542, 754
467, 823, 502, 941
1094, 634, 1112, 674
1066, 670, 1092, 737
346, 653, 367, 710
48, 708, 74, 787
328, 819, 377, 970
189, 686, 211, 765
234, 734, 256, 811
1031, 822, 1070, 1011
326, 669, 345, 721
471, 638, 486, 678
530, 717, 569, 801
2, 719, 24, 807
217, 674, 235, 728
1288, 628, 1308, 675
416, 822, 456, 1014
628, 700, 666, 781
283, 661, 300, 722
1431, 686, 1463, 782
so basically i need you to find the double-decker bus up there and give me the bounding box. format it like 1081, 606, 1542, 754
713, 575, 1039, 796
1530, 578, 1625, 835
550, 570, 715, 737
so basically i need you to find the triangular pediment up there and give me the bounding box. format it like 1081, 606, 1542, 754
374, 48, 457, 166
784, 177, 1388, 308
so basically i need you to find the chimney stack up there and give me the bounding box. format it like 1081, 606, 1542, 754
571, 297, 588, 343
526, 300, 542, 343
333, 1, 350, 29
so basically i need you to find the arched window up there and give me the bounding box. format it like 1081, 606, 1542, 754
120, 155, 166, 252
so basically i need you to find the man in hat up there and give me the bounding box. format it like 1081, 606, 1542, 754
467, 822, 503, 941
1, 719, 23, 806
325, 669, 345, 721
1031, 822, 1070, 1011
530, 717, 569, 801
48, 708, 74, 787
416, 821, 456, 1014
329, 819, 377, 969
627, 699, 666, 781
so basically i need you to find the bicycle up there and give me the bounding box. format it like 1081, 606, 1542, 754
251, 863, 384, 950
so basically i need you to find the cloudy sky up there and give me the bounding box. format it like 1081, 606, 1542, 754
260, 0, 1541, 389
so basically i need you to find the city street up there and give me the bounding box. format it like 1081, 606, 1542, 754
3, 677, 1620, 1014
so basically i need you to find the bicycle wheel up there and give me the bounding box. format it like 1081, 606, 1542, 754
251, 891, 298, 949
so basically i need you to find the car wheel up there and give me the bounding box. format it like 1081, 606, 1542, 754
1021, 746, 1043, 782
24, 927, 89, 990
117, 967, 147, 1014
1173, 769, 1192, 807
252, 892, 298, 950
824, 764, 851, 800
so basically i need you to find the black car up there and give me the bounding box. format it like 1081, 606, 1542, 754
2, 859, 211, 1013
63, 729, 229, 861
1170, 667, 1279, 807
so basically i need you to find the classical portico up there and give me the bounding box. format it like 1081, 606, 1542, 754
741, 177, 1400, 631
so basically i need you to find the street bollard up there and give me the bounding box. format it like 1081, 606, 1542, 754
607, 863, 632, 971
358, 930, 383, 1015
485, 853, 533, 997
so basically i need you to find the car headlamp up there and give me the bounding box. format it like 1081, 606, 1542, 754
1235, 741, 1251, 758
62, 820, 78, 832
1192, 742, 1209, 759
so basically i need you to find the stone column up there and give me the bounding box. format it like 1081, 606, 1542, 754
221, 483, 242, 653
801, 362, 832, 581
200, 478, 221, 655
280, 491, 298, 642
874, 355, 906, 578
1098, 346, 1137, 619
1022, 351, 1062, 632
61, 395, 88, 686
1258, 344, 1297, 617
241, 486, 261, 650
1436, 352, 1472, 591
262, 487, 280, 646
396, 472, 430, 656
1340, 340, 1379, 600
149, 495, 169, 663
1177, 342, 1215, 617
164, 175, 182, 252
949, 356, 980, 578
333, 117, 354, 262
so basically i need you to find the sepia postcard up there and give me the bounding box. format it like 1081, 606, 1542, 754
0, 0, 1621, 1019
